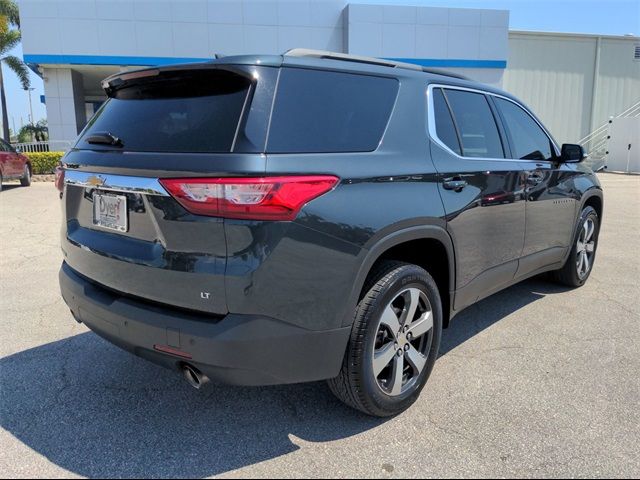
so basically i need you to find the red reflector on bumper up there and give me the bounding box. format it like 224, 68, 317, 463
153, 344, 192, 359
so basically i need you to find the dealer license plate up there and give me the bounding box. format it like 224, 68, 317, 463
93, 192, 128, 232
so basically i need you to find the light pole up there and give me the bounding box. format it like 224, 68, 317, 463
25, 87, 35, 141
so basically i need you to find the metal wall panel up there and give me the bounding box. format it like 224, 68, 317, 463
504, 32, 640, 146
592, 39, 640, 133
503, 33, 596, 144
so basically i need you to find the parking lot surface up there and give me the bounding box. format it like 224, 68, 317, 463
1, 174, 639, 479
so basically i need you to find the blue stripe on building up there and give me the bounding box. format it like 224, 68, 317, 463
24, 54, 211, 67
25, 54, 507, 69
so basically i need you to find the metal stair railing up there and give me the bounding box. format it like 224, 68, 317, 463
580, 100, 640, 171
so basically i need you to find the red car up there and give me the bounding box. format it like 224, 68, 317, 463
0, 139, 31, 191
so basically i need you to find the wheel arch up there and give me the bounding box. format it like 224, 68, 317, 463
344, 225, 456, 329
559, 188, 604, 267
581, 190, 603, 221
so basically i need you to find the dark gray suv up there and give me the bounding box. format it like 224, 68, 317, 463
59, 50, 603, 417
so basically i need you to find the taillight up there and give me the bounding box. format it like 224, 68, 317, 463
54, 166, 65, 192
159, 176, 339, 221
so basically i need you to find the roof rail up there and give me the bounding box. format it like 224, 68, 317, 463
419, 68, 468, 80
284, 49, 422, 71
283, 48, 469, 80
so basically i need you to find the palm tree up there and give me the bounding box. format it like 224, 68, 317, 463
0, 0, 30, 141
0, 0, 19, 29
18, 119, 47, 142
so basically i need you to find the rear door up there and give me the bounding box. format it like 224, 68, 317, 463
62, 65, 276, 315
8, 143, 24, 175
492, 96, 579, 275
427, 85, 526, 311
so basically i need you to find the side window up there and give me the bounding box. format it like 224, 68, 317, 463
495, 98, 554, 161
0, 140, 8, 152
443, 89, 505, 158
432, 88, 462, 155
267, 68, 399, 153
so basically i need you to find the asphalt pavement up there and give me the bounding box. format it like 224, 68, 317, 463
0, 174, 638, 478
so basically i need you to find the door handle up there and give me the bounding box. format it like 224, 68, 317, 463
443, 177, 467, 191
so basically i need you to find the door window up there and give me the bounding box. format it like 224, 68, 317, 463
432, 88, 462, 155
495, 98, 555, 161
443, 89, 505, 159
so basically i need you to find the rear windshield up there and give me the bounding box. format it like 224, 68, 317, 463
267, 68, 398, 153
77, 69, 251, 153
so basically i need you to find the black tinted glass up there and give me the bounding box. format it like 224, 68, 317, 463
495, 98, 554, 161
432, 88, 461, 155
267, 68, 398, 153
78, 70, 251, 153
444, 89, 504, 158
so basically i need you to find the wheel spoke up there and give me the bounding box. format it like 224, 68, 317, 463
400, 289, 420, 326
577, 252, 585, 273
407, 311, 433, 339
585, 241, 595, 253
585, 219, 595, 242
583, 251, 591, 273
373, 343, 397, 377
380, 305, 401, 338
576, 240, 584, 252
390, 355, 404, 395
405, 345, 427, 375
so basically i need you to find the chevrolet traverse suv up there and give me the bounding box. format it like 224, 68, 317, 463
59, 50, 603, 417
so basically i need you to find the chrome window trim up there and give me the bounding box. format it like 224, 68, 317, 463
426, 83, 560, 162
64, 170, 169, 196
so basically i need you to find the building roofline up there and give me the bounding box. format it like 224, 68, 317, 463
509, 29, 639, 41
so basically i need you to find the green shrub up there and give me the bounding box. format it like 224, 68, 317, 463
24, 151, 65, 175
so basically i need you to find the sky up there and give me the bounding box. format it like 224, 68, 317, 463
3, 0, 640, 134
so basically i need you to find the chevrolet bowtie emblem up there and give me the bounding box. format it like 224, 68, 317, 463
86, 175, 106, 187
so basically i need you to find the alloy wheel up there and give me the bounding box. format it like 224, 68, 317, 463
576, 217, 596, 279
372, 287, 433, 396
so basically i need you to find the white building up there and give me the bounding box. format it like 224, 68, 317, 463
16, 0, 640, 159
504, 31, 640, 151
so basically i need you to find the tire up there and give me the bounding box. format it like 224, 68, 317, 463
552, 206, 599, 287
328, 261, 442, 417
20, 164, 31, 187
0, 172, 3, 192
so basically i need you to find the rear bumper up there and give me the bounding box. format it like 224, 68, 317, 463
59, 262, 350, 386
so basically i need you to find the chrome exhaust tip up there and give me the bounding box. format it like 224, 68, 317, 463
181, 364, 209, 390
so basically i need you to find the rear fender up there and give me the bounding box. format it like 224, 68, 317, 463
342, 225, 456, 327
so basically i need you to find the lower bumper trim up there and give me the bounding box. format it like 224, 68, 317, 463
60, 262, 350, 386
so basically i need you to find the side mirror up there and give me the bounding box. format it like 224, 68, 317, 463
15, 146, 22, 154
561, 143, 586, 163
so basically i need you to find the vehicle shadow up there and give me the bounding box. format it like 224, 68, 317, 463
0, 277, 569, 478
440, 277, 571, 355
0, 183, 22, 193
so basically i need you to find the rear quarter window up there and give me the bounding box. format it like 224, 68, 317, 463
267, 68, 399, 153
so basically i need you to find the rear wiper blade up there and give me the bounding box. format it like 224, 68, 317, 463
86, 132, 123, 147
